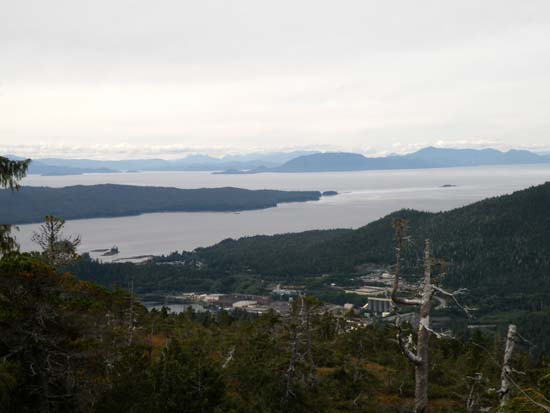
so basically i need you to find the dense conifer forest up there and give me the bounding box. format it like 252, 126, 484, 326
3, 253, 550, 412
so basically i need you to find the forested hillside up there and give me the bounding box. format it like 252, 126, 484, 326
69, 229, 352, 296
0, 184, 321, 224
68, 182, 550, 309
68, 182, 550, 351
197, 182, 550, 297
2, 253, 549, 412
191, 182, 550, 346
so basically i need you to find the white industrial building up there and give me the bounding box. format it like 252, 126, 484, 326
364, 297, 392, 314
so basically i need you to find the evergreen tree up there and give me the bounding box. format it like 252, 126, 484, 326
0, 156, 30, 257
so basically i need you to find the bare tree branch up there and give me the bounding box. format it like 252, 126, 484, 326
430, 285, 473, 318
506, 374, 550, 413
395, 318, 422, 365
421, 323, 453, 340
222, 346, 235, 369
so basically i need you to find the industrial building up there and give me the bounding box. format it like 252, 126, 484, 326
365, 297, 392, 314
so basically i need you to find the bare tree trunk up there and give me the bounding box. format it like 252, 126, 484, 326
392, 237, 433, 413
128, 279, 134, 345
414, 240, 432, 413
465, 373, 483, 413
38, 355, 51, 413
389, 219, 472, 413
466, 385, 476, 413
282, 327, 298, 413
498, 324, 517, 412
282, 297, 303, 413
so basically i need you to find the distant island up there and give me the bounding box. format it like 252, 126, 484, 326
322, 191, 338, 196
0, 184, 322, 224
217, 147, 550, 174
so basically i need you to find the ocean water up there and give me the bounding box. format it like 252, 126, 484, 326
15, 165, 550, 261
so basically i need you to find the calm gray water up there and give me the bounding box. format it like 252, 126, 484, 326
15, 165, 550, 261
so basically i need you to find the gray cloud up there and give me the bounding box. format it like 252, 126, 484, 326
1, 0, 550, 157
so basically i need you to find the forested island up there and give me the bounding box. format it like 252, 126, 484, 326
0, 184, 322, 224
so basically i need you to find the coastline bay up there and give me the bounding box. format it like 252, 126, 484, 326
15, 164, 550, 261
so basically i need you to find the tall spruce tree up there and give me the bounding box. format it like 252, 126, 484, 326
0, 156, 30, 256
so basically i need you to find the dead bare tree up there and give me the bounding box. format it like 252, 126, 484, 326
128, 280, 135, 345
494, 324, 550, 413
497, 324, 517, 411
465, 373, 485, 413
390, 219, 471, 413
281, 297, 303, 413
472, 331, 550, 413
31, 215, 81, 268
280, 296, 321, 412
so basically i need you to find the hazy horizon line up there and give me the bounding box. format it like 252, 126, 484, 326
2, 140, 550, 161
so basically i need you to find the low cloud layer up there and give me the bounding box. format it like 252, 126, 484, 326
3, 140, 550, 161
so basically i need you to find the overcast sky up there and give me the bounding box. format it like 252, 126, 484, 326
1, 0, 550, 159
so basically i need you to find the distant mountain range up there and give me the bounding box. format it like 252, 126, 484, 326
5, 147, 550, 176
4, 155, 119, 176
4, 151, 318, 176
219, 147, 550, 174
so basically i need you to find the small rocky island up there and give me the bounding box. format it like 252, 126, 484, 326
440, 184, 457, 188
322, 191, 338, 196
